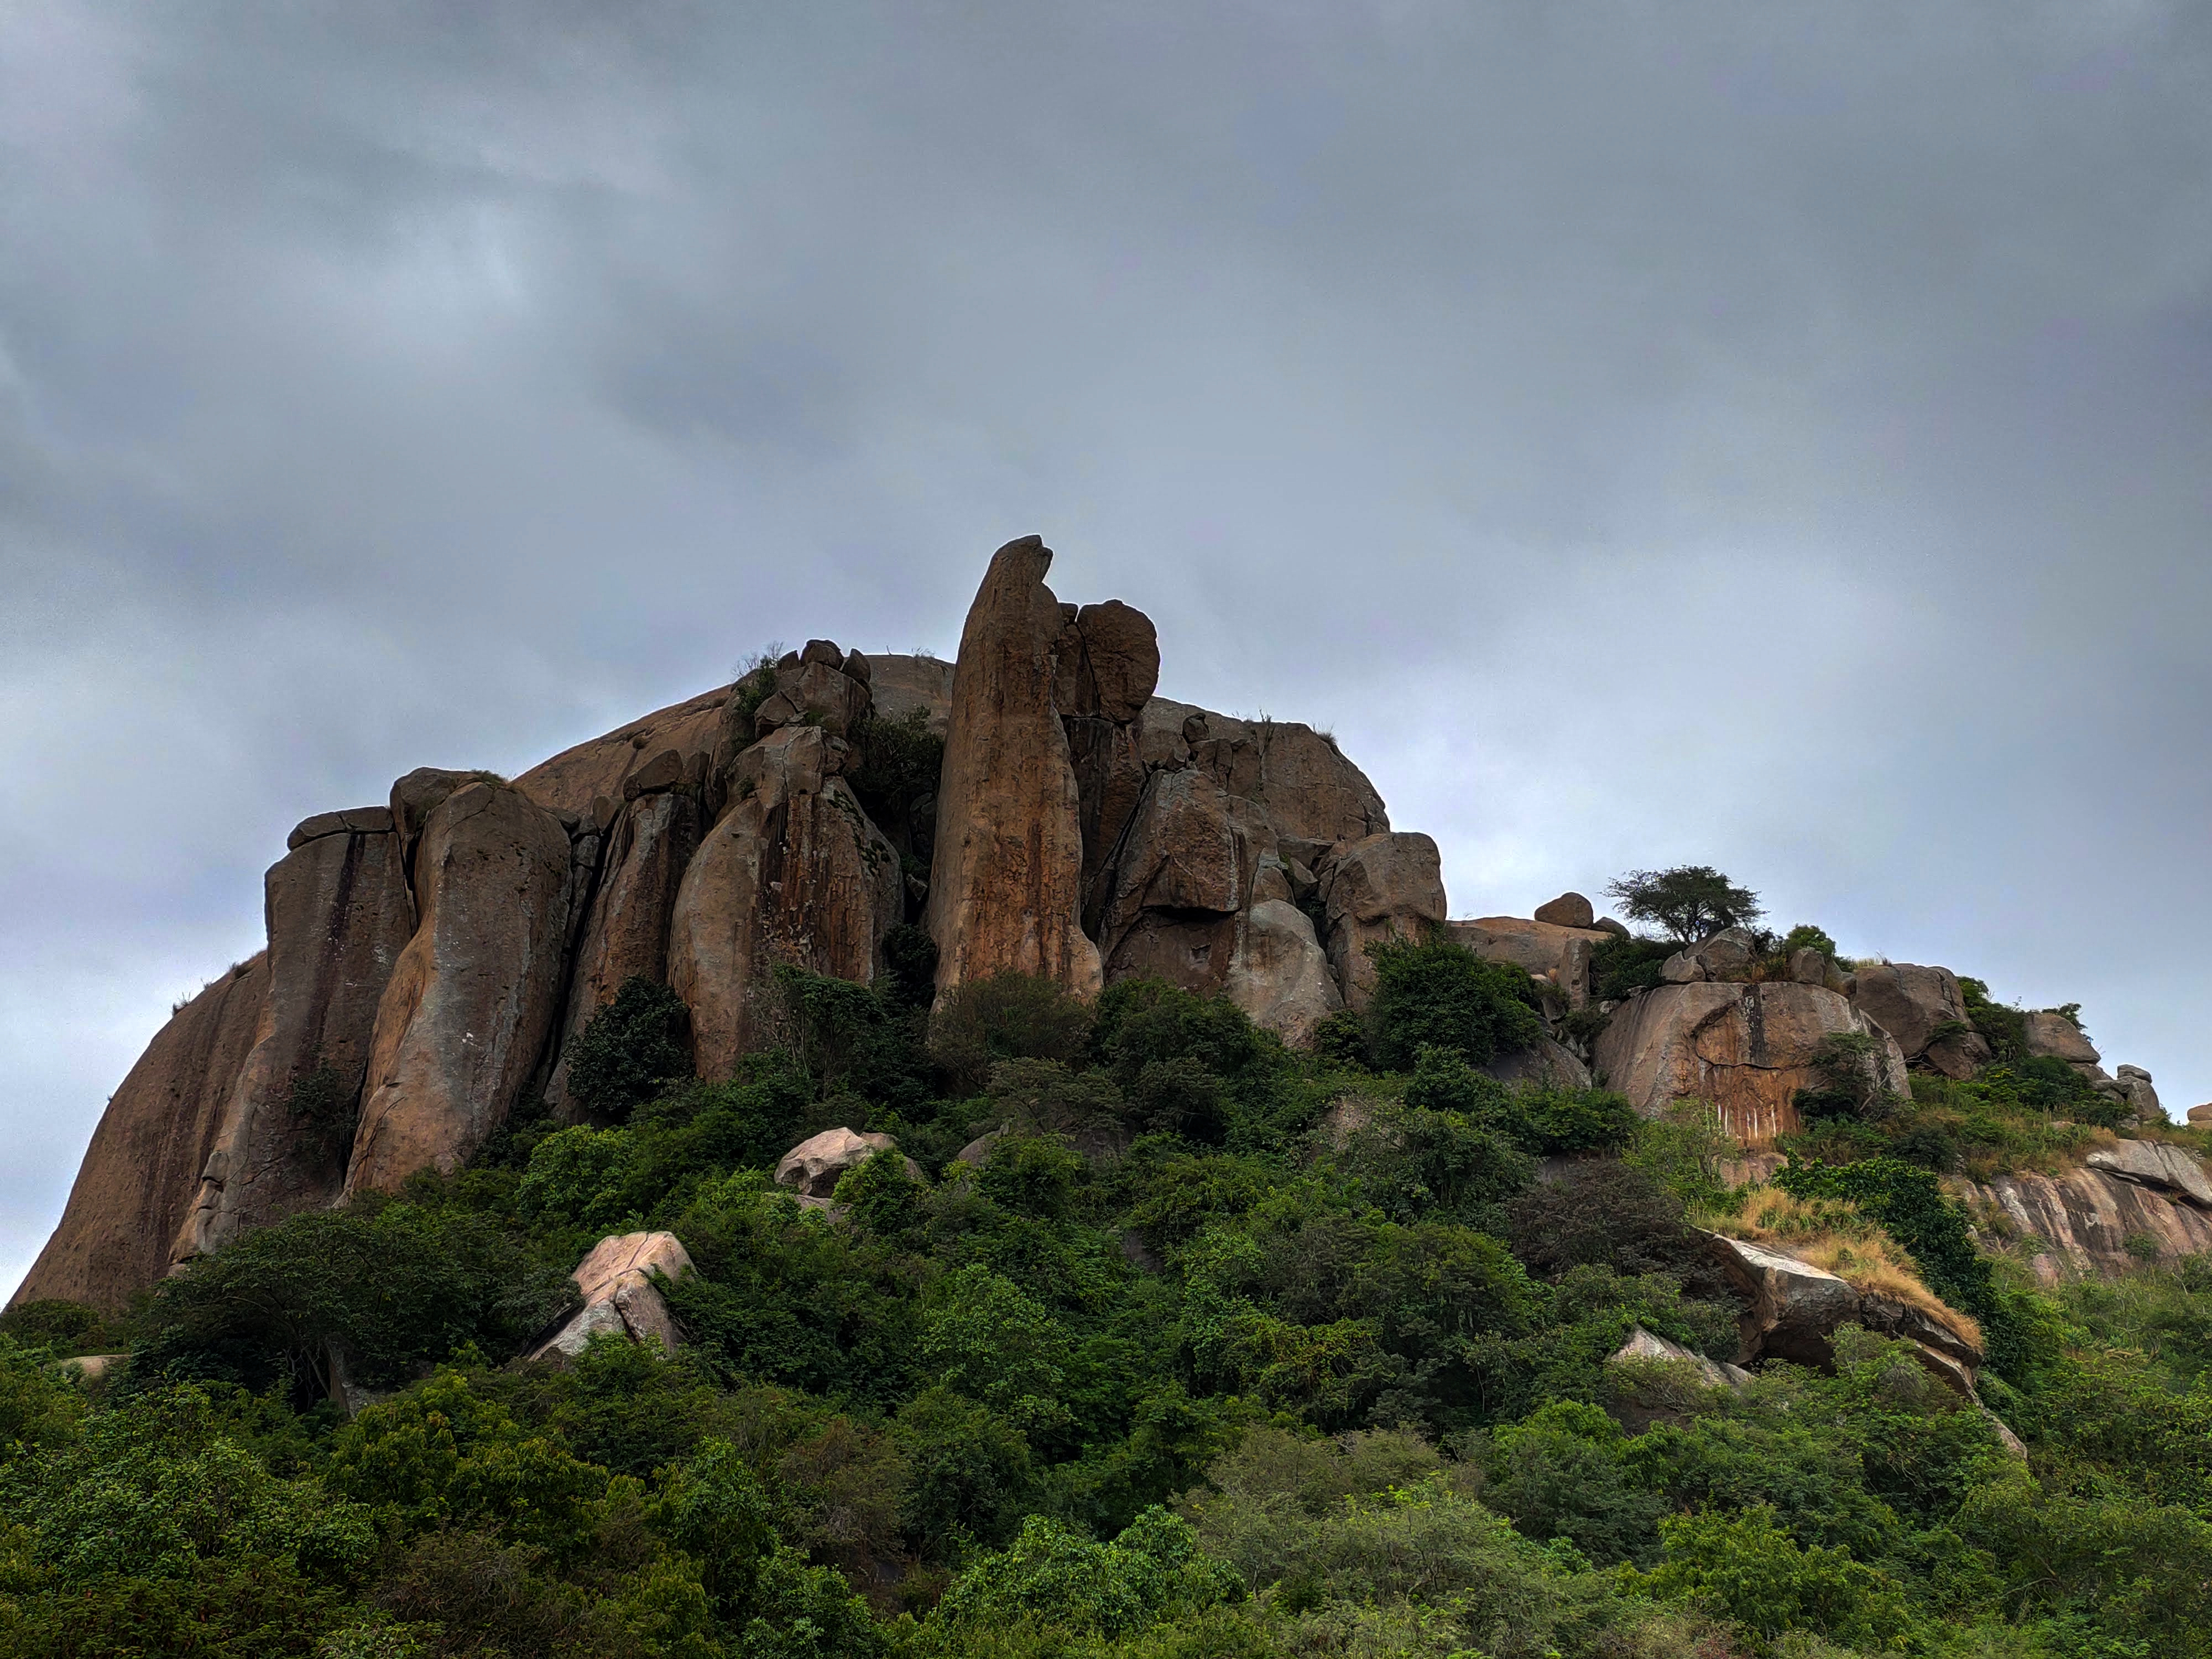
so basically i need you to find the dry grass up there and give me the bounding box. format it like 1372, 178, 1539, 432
1696, 1184, 1983, 1349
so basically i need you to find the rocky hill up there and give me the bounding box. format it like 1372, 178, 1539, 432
15, 536, 2210, 1312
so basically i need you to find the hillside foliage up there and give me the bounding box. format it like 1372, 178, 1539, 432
5, 942, 2210, 1658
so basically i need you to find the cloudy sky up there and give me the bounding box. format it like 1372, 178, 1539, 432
4, 2, 2208, 1297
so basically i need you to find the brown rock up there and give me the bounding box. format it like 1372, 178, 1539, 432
2189, 1103, 2212, 1127
546, 789, 705, 1119
345, 781, 574, 1193
10, 956, 269, 1311
1593, 917, 1631, 940
753, 656, 871, 741
1143, 698, 1390, 849
1483, 1036, 1594, 1092
2023, 1010, 2100, 1066
1966, 1164, 2212, 1282
2084, 1138, 2212, 1207
1533, 891, 1595, 930
621, 747, 686, 800
1786, 947, 1830, 986
867, 654, 956, 736
1316, 833, 1446, 1010
1053, 600, 1160, 723
176, 820, 418, 1260
926, 538, 1103, 1000
286, 806, 394, 849
514, 687, 731, 819
530, 1230, 694, 1360
667, 726, 900, 1079
1095, 768, 1250, 994
1593, 982, 1908, 1146
1705, 1232, 1863, 1368
2115, 1065, 2162, 1123
1449, 916, 1608, 1010
774, 1126, 915, 1198
1851, 963, 1991, 1078
1222, 899, 1344, 1046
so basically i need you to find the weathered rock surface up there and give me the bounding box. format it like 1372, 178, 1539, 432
287, 806, 394, 849
1449, 916, 1609, 1010
346, 781, 574, 1194
2189, 1103, 2212, 1127
2084, 1137, 2212, 1206
1609, 1324, 1751, 1391
1785, 947, 1830, 986
530, 1230, 693, 1361
1094, 768, 1250, 994
668, 725, 900, 1079
1704, 1231, 1983, 1394
513, 687, 731, 820
927, 538, 1103, 1001
868, 654, 956, 735
774, 1127, 917, 1198
546, 789, 705, 1119
747, 641, 874, 741
12, 957, 270, 1310
176, 817, 417, 1260
1966, 1159, 2212, 1282
2023, 1010, 2100, 1066
1317, 833, 1446, 1010
1483, 1036, 1595, 1092
1594, 982, 1908, 1146
2114, 1064, 2162, 1123
1850, 963, 1990, 1078
1533, 891, 1596, 930
1140, 699, 1388, 852
1222, 899, 1344, 1046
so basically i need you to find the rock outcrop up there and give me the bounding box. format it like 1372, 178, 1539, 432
774, 1126, 916, 1199
546, 786, 704, 1117
2023, 1010, 2100, 1066
668, 721, 900, 1079
175, 812, 416, 1258
346, 780, 575, 1193
13, 958, 270, 1311
1533, 892, 1596, 930
1221, 899, 1344, 1047
530, 1230, 693, 1361
513, 688, 731, 820
1704, 1231, 1983, 1395
1593, 982, 1908, 1145
1850, 963, 1990, 1079
1965, 1151, 2212, 1282
1317, 833, 1447, 1010
1449, 916, 1609, 1010
926, 538, 1105, 1001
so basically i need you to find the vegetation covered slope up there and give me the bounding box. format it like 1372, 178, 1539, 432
5, 937, 2210, 1659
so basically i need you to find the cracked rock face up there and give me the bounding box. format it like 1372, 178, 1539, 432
177, 815, 416, 1260
667, 724, 900, 1080
1850, 963, 1991, 1079
346, 780, 575, 1194
773, 1126, 916, 1198
1593, 982, 1908, 1146
530, 1230, 694, 1361
1317, 832, 1447, 1011
1965, 1155, 2212, 1281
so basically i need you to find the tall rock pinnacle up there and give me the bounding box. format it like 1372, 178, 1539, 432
926, 536, 1108, 1001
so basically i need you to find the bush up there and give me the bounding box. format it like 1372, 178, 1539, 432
1603, 867, 1762, 945
517, 1125, 643, 1230
935, 1507, 1241, 1637
1589, 933, 1677, 1003
929, 973, 1096, 1094
565, 977, 691, 1121
1365, 936, 1543, 1070
1635, 1503, 1915, 1646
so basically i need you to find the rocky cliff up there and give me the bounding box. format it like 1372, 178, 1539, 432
16, 539, 2210, 1312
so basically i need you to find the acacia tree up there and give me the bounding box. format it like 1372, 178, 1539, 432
1604, 866, 1762, 943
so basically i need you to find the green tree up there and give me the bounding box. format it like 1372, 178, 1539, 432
566, 976, 692, 1120
1604, 865, 1763, 943
1365, 936, 1543, 1070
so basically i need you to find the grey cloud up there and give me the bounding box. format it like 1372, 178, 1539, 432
4, 0, 2210, 1292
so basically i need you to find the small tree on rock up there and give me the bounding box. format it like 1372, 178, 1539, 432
1604, 866, 1762, 944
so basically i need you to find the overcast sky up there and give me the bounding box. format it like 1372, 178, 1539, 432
5, 2, 2209, 1299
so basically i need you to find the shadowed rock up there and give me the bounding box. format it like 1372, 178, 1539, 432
530, 1230, 694, 1361
1317, 832, 1446, 1010
11, 957, 269, 1311
176, 815, 416, 1260
1851, 963, 1990, 1079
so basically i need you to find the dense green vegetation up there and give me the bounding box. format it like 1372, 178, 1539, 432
6, 939, 2211, 1658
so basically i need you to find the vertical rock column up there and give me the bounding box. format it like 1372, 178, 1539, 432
345, 779, 573, 1193
173, 808, 416, 1261
926, 536, 1104, 1001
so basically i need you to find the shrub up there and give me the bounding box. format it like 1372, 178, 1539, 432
893, 1385, 1035, 1550
929, 973, 1096, 1094
1365, 936, 1543, 1070
1603, 867, 1763, 945
1780, 922, 1840, 959
517, 1125, 643, 1230
935, 1507, 1241, 1637
884, 922, 941, 1009
565, 976, 691, 1121
1635, 1503, 1916, 1646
